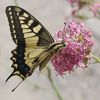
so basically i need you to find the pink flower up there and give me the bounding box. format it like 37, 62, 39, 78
90, 3, 100, 17
67, 0, 94, 16
67, 0, 79, 6
51, 20, 94, 75
67, 0, 80, 16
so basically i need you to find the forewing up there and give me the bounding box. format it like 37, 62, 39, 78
6, 6, 54, 46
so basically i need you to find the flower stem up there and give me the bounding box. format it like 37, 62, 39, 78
92, 54, 100, 63
14, 0, 19, 6
47, 68, 64, 100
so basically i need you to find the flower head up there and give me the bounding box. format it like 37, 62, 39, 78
90, 3, 100, 17
67, 0, 79, 6
67, 0, 94, 16
51, 20, 94, 75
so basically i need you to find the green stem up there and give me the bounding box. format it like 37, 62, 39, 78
47, 68, 64, 100
92, 54, 100, 63
14, 0, 19, 6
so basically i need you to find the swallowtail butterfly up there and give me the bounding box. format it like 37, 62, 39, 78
6, 6, 65, 91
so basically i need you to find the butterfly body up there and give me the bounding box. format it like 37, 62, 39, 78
6, 6, 65, 82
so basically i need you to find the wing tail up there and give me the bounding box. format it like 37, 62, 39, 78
5, 71, 15, 82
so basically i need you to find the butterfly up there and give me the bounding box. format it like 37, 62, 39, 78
6, 6, 65, 91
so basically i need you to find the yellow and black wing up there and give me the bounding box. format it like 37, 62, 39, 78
6, 6, 54, 81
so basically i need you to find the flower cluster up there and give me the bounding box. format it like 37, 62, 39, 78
67, 0, 95, 16
51, 20, 94, 75
90, 3, 100, 17
68, 0, 79, 5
